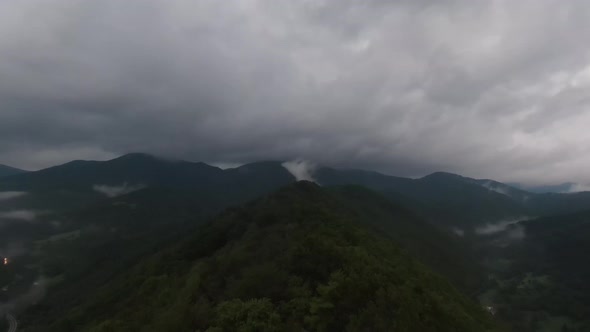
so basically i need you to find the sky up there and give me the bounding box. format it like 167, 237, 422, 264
1, 0, 590, 185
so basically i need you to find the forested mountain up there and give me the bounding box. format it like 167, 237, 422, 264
0, 154, 292, 193
4, 153, 590, 227
317, 167, 590, 230
22, 182, 499, 332
4, 153, 590, 331
0, 154, 294, 212
316, 168, 528, 227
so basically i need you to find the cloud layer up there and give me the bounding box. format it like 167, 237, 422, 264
1, 0, 590, 185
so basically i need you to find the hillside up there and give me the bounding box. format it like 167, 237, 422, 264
5, 153, 590, 227
316, 168, 529, 227
5, 153, 590, 331
329, 185, 483, 293
22, 182, 499, 332
0, 154, 294, 212
0, 164, 26, 178
317, 167, 590, 231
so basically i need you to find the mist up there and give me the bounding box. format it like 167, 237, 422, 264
0, 210, 38, 222
475, 217, 529, 236
93, 183, 145, 198
0, 192, 27, 201
282, 160, 317, 183
0, 278, 47, 316
565, 183, 590, 193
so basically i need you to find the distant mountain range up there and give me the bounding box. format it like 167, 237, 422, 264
3, 153, 590, 229
3, 153, 590, 330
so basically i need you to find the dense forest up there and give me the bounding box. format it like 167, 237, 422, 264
22, 182, 499, 331
3, 154, 590, 331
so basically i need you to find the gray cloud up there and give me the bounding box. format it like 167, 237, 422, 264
1, 0, 590, 185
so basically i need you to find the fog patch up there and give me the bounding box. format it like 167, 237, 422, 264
0, 210, 38, 222
452, 227, 465, 237
50, 220, 62, 228
209, 162, 243, 170
475, 217, 529, 235
282, 160, 317, 182
481, 181, 509, 196
0, 242, 27, 258
0, 192, 27, 201
506, 225, 526, 240
564, 183, 590, 193
93, 183, 145, 198
0, 277, 47, 315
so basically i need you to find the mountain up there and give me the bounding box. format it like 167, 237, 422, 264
0, 158, 296, 313
4, 153, 590, 225
0, 154, 295, 212
23, 182, 499, 332
0, 153, 225, 192
317, 167, 590, 234
0, 164, 26, 178
0, 154, 295, 193
329, 185, 484, 293
10, 153, 590, 331
316, 168, 529, 228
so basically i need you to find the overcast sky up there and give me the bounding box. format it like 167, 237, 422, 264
1, 0, 590, 185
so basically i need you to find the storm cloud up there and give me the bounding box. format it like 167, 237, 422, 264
1, 0, 590, 185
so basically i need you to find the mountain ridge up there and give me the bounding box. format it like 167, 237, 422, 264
4, 152, 590, 228
23, 181, 499, 332
0, 164, 27, 178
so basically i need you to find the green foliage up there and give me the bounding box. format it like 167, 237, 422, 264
208, 298, 281, 332
27, 182, 497, 332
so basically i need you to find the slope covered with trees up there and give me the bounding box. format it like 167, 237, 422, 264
23, 182, 499, 332
476, 210, 590, 331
